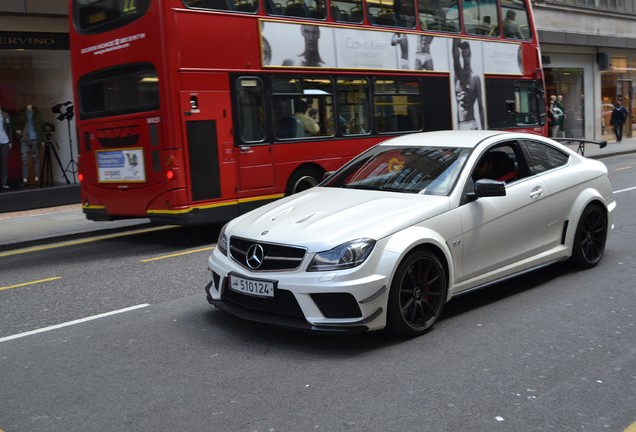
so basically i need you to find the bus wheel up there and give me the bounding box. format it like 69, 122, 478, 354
285, 167, 323, 195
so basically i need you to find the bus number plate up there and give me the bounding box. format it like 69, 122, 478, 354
229, 274, 276, 298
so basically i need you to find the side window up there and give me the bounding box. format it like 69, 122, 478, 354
368, 0, 415, 28
418, 0, 459, 32
331, 0, 363, 22
463, 0, 499, 36
337, 78, 370, 136
236, 77, 266, 143
473, 143, 525, 183
523, 140, 570, 174
271, 76, 334, 139
265, 0, 327, 18
374, 79, 422, 133
501, 0, 530, 40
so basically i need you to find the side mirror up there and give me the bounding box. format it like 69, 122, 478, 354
474, 179, 506, 197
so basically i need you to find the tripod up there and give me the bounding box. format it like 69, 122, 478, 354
62, 117, 78, 184
42, 133, 70, 187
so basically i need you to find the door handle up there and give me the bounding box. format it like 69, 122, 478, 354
529, 186, 543, 199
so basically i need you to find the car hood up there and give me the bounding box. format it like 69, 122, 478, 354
226, 187, 450, 251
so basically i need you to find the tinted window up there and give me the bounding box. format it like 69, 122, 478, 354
75, 0, 151, 33
524, 140, 569, 174
78, 63, 159, 119
374, 79, 422, 133
184, 0, 259, 12
236, 77, 266, 142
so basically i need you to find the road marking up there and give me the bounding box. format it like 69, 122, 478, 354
0, 304, 150, 343
614, 186, 636, 194
0, 225, 175, 258
140, 246, 214, 263
0, 276, 62, 292
625, 422, 636, 432
615, 166, 632, 171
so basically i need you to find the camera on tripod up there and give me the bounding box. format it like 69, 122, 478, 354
51, 101, 74, 122
50, 101, 77, 184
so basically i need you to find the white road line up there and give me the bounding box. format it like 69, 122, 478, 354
0, 304, 150, 343
614, 186, 636, 194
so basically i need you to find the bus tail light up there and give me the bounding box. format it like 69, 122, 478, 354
166, 169, 175, 180
78, 172, 84, 182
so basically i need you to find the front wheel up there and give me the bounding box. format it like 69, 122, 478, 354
387, 249, 447, 338
570, 204, 608, 269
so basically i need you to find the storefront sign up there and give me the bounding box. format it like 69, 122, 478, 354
0, 31, 69, 50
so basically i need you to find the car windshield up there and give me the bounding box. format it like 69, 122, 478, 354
322, 146, 471, 195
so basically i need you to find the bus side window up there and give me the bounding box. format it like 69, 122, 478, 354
501, 0, 530, 40
236, 78, 266, 143
337, 78, 370, 136
418, 0, 459, 32
185, 0, 235, 11
464, 0, 498, 36
374, 79, 422, 133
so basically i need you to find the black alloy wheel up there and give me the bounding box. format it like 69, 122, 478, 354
570, 204, 608, 268
388, 249, 447, 337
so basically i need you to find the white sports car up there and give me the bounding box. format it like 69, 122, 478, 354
205, 130, 615, 337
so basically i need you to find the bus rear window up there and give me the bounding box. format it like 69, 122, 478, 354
78, 63, 159, 119
74, 0, 151, 33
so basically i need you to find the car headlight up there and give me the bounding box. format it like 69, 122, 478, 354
216, 224, 228, 256
307, 238, 376, 272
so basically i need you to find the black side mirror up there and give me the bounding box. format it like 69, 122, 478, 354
474, 179, 506, 197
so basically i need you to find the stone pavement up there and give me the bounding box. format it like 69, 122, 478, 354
0, 136, 634, 250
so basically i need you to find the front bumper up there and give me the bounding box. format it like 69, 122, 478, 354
205, 245, 397, 333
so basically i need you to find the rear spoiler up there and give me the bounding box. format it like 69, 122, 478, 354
553, 138, 607, 157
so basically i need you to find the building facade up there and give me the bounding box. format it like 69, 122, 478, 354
0, 0, 634, 189
534, 0, 636, 140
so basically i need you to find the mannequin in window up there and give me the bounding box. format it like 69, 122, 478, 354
14, 104, 45, 187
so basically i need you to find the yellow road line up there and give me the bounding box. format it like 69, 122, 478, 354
141, 246, 214, 263
625, 421, 636, 432
0, 276, 62, 292
0, 225, 176, 258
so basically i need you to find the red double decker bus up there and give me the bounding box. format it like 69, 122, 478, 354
70, 0, 546, 224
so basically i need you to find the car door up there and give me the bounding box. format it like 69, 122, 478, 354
456, 141, 555, 285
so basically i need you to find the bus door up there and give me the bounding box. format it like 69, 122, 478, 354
180, 91, 235, 203
233, 77, 276, 197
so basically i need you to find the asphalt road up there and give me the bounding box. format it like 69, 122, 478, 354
0, 155, 635, 432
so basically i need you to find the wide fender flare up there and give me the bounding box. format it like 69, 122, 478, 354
564, 187, 611, 245
380, 226, 455, 299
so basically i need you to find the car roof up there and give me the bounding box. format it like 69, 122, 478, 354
377, 130, 522, 149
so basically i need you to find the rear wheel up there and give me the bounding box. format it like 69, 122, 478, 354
285, 166, 323, 195
570, 204, 607, 268
387, 249, 447, 337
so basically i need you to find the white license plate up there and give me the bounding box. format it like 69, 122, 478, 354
228, 274, 276, 298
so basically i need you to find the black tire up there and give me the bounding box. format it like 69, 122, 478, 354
285, 166, 323, 196
387, 249, 447, 337
570, 204, 607, 269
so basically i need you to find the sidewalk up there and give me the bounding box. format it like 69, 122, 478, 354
1, 136, 634, 250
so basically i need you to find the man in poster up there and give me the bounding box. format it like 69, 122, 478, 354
282, 25, 324, 67
452, 39, 485, 130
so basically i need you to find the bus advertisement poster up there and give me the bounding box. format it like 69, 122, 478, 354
96, 148, 146, 183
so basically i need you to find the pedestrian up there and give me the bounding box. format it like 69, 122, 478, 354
610, 101, 628, 143
554, 95, 566, 138
0, 104, 12, 190
14, 103, 45, 187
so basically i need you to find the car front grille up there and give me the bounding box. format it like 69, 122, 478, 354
229, 237, 306, 272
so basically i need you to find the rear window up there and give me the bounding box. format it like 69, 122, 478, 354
78, 62, 159, 119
